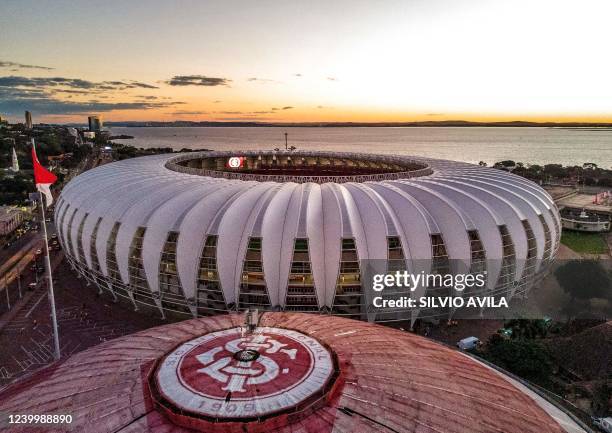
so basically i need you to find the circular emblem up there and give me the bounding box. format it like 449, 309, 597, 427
155, 327, 334, 419
228, 156, 242, 168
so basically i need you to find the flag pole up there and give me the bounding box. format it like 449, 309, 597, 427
32, 139, 61, 360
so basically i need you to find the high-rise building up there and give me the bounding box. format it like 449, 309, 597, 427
24, 111, 33, 129
88, 115, 102, 131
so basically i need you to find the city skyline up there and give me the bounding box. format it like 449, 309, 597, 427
2, 0, 612, 124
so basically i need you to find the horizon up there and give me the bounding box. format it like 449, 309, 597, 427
22, 118, 612, 127
2, 0, 612, 123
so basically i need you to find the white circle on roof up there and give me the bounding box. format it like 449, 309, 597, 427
156, 327, 334, 419
228, 156, 242, 168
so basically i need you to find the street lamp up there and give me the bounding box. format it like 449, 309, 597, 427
4, 274, 10, 310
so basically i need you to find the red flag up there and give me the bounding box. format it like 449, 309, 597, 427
32, 144, 57, 206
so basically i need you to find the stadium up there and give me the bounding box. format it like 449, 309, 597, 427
54, 150, 560, 322
0, 312, 586, 433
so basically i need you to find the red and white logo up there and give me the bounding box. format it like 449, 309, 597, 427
155, 327, 333, 418
227, 156, 244, 168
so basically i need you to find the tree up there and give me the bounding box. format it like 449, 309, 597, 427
555, 261, 612, 302
494, 160, 516, 169
543, 164, 565, 179
504, 319, 549, 339
480, 336, 554, 386
0, 172, 34, 205
591, 382, 611, 416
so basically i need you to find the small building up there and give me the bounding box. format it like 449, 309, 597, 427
0, 206, 23, 237
561, 209, 611, 232
47, 153, 73, 169
555, 191, 612, 233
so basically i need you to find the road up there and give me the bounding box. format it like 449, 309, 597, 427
0, 142, 152, 387
0, 257, 164, 388
0, 212, 57, 314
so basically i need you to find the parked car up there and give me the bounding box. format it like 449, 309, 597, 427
35, 249, 42, 255
593, 417, 612, 433
28, 282, 37, 291
457, 336, 481, 350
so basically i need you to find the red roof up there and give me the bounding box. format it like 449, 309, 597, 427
0, 313, 576, 433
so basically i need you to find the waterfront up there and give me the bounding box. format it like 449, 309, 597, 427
110, 126, 612, 167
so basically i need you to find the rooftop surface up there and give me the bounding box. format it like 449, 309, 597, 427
0, 312, 585, 433
556, 193, 612, 214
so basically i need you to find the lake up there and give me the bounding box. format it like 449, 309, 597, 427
109, 126, 612, 167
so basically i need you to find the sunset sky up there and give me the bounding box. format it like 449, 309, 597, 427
1, 0, 612, 123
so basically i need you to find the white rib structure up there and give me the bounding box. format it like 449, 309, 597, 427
56, 151, 560, 322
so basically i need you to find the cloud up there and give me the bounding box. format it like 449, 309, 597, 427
53, 89, 91, 95
0, 60, 54, 71
215, 116, 271, 121
0, 74, 169, 115
104, 80, 158, 89
0, 76, 95, 89
0, 98, 183, 115
0, 87, 48, 99
270, 106, 294, 111
294, 73, 302, 77
247, 77, 279, 84
0, 75, 158, 90
213, 100, 222, 103
167, 110, 209, 115
0, 85, 182, 115
327, 77, 337, 81
165, 75, 231, 87
426, 113, 445, 116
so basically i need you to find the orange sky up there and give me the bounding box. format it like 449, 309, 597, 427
2, 0, 612, 123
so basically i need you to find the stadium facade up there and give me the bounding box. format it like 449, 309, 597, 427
55, 151, 561, 322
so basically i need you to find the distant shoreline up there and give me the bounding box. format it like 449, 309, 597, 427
66, 121, 612, 128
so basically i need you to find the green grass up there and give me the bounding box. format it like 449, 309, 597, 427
560, 231, 609, 254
